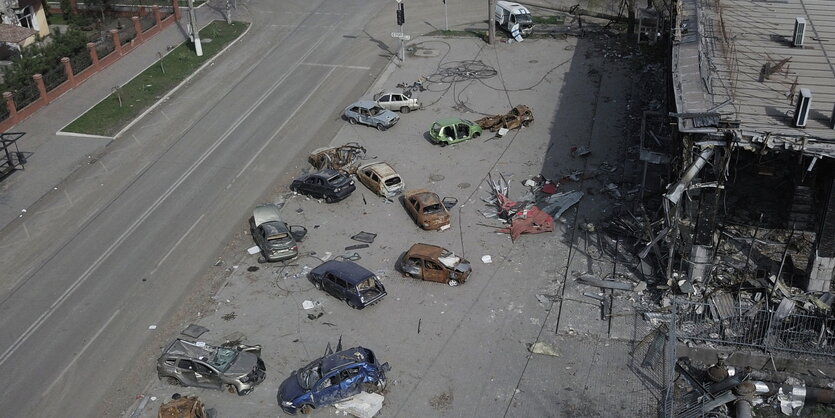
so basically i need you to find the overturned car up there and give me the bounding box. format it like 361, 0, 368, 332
157, 338, 266, 395
277, 345, 389, 415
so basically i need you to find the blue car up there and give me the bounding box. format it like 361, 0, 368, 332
277, 346, 390, 415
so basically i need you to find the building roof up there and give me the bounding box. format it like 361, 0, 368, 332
0, 23, 37, 44
671, 0, 835, 155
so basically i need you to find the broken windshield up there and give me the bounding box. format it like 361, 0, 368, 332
327, 174, 345, 184
516, 14, 532, 24
422, 203, 444, 214
384, 176, 402, 186
211, 347, 238, 372
297, 362, 322, 389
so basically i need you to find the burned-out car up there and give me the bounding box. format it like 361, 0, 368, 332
277, 345, 390, 415
373, 91, 421, 113
475, 105, 534, 132
290, 169, 356, 203
399, 243, 472, 286
343, 100, 399, 131
428, 118, 482, 146
355, 162, 404, 198
308, 142, 367, 174
402, 188, 457, 231
250, 204, 307, 262
308, 260, 387, 309
157, 338, 266, 395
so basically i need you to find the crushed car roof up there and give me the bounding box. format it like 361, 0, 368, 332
407, 243, 447, 258
164, 339, 215, 359
311, 260, 375, 285
404, 189, 441, 206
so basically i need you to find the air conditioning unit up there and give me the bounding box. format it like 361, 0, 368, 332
794, 88, 811, 128
793, 17, 806, 47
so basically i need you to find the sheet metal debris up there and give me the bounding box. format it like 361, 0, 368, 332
528, 341, 560, 357
351, 231, 377, 244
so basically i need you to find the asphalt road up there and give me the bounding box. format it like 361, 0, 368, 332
0, 0, 400, 416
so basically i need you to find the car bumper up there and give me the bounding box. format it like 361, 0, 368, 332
265, 248, 299, 262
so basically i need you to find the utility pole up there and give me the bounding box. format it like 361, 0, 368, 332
443, 0, 448, 31
488, 0, 495, 45
225, 0, 232, 24
187, 0, 203, 56
396, 0, 405, 62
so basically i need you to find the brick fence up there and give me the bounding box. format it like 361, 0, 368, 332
0, 0, 183, 133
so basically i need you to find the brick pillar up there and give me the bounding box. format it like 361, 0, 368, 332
87, 42, 100, 70
69, 0, 78, 14
132, 16, 144, 42
173, 0, 181, 20
3, 92, 17, 121
138, 6, 146, 16
111, 29, 123, 55
61, 57, 75, 87
153, 5, 162, 27
33, 74, 48, 104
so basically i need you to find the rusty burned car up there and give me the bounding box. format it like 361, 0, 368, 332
308, 142, 367, 174
402, 188, 457, 231
475, 105, 534, 132
355, 162, 404, 198
157, 338, 266, 395
399, 243, 472, 286
250, 204, 307, 262
277, 345, 390, 415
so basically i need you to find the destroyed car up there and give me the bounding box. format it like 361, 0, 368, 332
157, 338, 266, 396
308, 142, 366, 174
475, 105, 533, 132
290, 169, 356, 203
308, 260, 387, 309
428, 118, 482, 146
355, 162, 404, 198
250, 204, 307, 262
342, 100, 399, 131
399, 243, 472, 286
277, 346, 390, 415
402, 188, 457, 231
158, 395, 209, 418
373, 91, 421, 113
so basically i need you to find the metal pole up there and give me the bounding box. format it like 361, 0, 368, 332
488, 0, 495, 45
444, 1, 448, 31
187, 0, 203, 56
744, 213, 764, 273
399, 23, 405, 62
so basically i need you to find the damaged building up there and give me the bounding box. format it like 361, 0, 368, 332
629, 0, 835, 415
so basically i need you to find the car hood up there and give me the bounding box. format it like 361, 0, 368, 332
454, 261, 471, 273
278, 372, 306, 402
377, 110, 398, 123
226, 351, 259, 376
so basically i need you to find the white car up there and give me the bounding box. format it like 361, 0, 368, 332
373, 91, 421, 113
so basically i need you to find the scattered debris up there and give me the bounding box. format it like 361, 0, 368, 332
181, 324, 209, 339
302, 300, 321, 310
158, 395, 210, 418
481, 255, 493, 264
307, 312, 324, 320
345, 244, 370, 251
570, 145, 591, 157
528, 341, 560, 357
333, 392, 385, 418
351, 231, 378, 244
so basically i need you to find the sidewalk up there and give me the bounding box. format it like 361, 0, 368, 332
0, 2, 236, 230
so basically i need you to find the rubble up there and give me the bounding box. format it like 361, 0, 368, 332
333, 392, 385, 418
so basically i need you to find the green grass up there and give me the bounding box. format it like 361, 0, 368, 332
64, 20, 248, 136
533, 15, 566, 25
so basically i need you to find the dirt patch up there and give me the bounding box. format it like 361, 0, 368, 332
429, 389, 453, 410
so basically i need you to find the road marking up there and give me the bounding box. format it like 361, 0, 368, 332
0, 27, 337, 369
41, 309, 120, 397
235, 67, 337, 179
149, 213, 205, 277
301, 62, 371, 70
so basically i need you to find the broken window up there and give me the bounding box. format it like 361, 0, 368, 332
422, 203, 443, 214
384, 176, 401, 186
426, 261, 442, 270
356, 277, 376, 291
327, 174, 345, 184
178, 359, 195, 371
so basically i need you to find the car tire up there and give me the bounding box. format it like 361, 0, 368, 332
400, 106, 410, 113
300, 404, 314, 415
439, 141, 447, 147
165, 377, 183, 386
325, 195, 333, 203
313, 280, 322, 290
348, 300, 361, 310
448, 279, 459, 287
348, 117, 357, 125
237, 387, 252, 396
376, 123, 387, 132
473, 132, 481, 139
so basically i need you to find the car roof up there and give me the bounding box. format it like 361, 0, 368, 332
253, 204, 282, 227
407, 243, 445, 258
299, 169, 339, 181
163, 338, 215, 359
358, 162, 397, 178
311, 260, 375, 284
404, 188, 441, 205
349, 100, 379, 109
433, 117, 466, 126
321, 347, 373, 373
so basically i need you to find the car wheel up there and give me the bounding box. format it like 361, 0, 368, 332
473, 132, 481, 139
300, 404, 314, 415
448, 279, 459, 287
313, 280, 322, 290
325, 195, 333, 203
439, 141, 447, 147
376, 123, 387, 132
348, 117, 357, 125
227, 384, 237, 394
237, 387, 252, 396
165, 377, 183, 387
400, 106, 410, 113
348, 300, 361, 310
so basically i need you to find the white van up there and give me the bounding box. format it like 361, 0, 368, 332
495, 1, 534, 37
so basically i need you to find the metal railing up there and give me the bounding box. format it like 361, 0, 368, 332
140, 13, 156, 31
70, 49, 93, 74
42, 64, 68, 92
675, 299, 835, 357
12, 80, 40, 110
97, 35, 116, 59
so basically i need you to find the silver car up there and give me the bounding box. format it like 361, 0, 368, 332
343, 100, 399, 131
373, 91, 421, 113
157, 338, 266, 395
250, 204, 307, 262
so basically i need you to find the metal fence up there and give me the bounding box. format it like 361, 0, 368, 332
140, 13, 156, 32
42, 64, 68, 92
675, 299, 835, 357
12, 79, 41, 110
0, 99, 9, 123
70, 49, 93, 74
97, 35, 116, 59
121, 23, 137, 45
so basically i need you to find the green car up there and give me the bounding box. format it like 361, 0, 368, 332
429, 118, 483, 146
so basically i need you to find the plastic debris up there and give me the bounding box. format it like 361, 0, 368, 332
482, 255, 493, 263
302, 300, 321, 310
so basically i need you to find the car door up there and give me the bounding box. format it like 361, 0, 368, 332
455, 123, 470, 140
253, 226, 266, 251
303, 177, 320, 197
336, 367, 363, 399
313, 371, 344, 406
192, 360, 222, 389
176, 359, 199, 387
359, 108, 372, 125
321, 272, 338, 296
378, 94, 391, 110
402, 256, 422, 277
422, 259, 449, 283
365, 171, 381, 194
407, 197, 421, 223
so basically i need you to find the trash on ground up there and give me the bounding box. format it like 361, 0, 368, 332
246, 245, 260, 255
345, 244, 370, 251
482, 255, 493, 263
158, 395, 210, 418
570, 145, 591, 157
529, 342, 560, 357
302, 300, 321, 310
351, 231, 378, 243
181, 324, 209, 339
